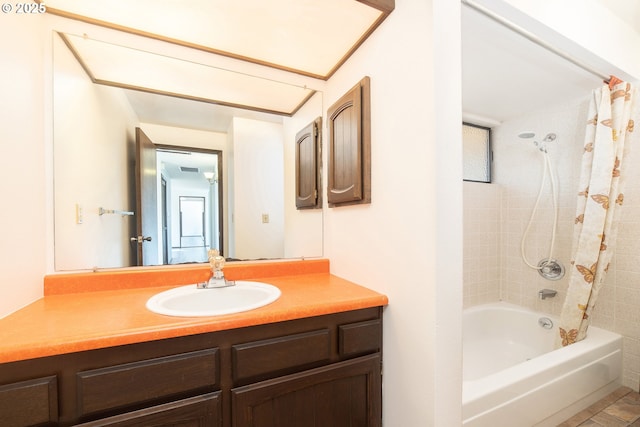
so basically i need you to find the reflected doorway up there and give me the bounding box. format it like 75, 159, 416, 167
157, 147, 223, 264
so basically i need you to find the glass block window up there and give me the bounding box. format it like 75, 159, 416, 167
463, 123, 491, 183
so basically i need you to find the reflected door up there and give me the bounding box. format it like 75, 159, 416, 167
134, 127, 160, 265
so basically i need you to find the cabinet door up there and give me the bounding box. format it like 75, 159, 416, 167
295, 118, 322, 209
232, 354, 381, 427
327, 76, 371, 207
74, 392, 221, 427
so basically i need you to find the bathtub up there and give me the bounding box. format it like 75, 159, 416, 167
463, 302, 622, 427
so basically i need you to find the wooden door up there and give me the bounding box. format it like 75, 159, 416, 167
232, 354, 381, 427
134, 127, 159, 266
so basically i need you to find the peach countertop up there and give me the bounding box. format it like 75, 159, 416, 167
0, 259, 388, 364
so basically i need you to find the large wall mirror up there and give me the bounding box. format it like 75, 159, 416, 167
53, 31, 324, 271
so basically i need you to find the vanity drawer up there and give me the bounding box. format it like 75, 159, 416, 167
74, 392, 221, 427
76, 348, 219, 417
0, 375, 58, 427
339, 319, 382, 356
232, 329, 331, 384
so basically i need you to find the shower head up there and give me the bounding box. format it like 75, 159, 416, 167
517, 131, 557, 153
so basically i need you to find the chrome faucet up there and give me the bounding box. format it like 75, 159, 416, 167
197, 250, 235, 289
538, 288, 557, 300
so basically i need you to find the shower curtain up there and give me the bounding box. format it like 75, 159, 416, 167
557, 80, 637, 347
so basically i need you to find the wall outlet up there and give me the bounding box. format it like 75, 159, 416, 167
262, 213, 269, 223
76, 203, 83, 224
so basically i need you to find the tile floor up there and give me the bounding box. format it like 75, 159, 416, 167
559, 387, 640, 426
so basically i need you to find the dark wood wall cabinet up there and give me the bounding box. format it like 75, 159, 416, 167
295, 117, 322, 209
0, 307, 383, 427
327, 76, 371, 207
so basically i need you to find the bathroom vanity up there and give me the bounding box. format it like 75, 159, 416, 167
0, 260, 387, 427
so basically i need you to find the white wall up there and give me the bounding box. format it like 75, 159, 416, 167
226, 125, 235, 257
230, 117, 285, 260
53, 33, 139, 270
502, 0, 640, 79
0, 14, 48, 318
323, 0, 463, 425
282, 92, 323, 259
141, 123, 228, 149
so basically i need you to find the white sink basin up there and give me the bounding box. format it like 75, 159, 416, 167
146, 281, 281, 317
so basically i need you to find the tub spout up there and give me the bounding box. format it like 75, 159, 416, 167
538, 288, 557, 300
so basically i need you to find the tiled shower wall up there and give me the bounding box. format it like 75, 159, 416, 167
463, 93, 640, 390
463, 181, 500, 307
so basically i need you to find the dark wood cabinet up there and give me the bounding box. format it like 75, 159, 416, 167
76, 348, 219, 418
295, 117, 322, 209
0, 376, 58, 427
232, 354, 381, 427
0, 307, 382, 427
327, 76, 371, 207
74, 393, 222, 427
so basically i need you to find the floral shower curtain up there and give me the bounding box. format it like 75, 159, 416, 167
557, 80, 637, 347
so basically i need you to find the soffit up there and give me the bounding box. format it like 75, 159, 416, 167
462, 5, 603, 125
45, 0, 393, 79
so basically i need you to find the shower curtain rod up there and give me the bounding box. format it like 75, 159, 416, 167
462, 0, 613, 84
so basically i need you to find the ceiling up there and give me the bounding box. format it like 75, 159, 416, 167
462, 1, 640, 126
123, 89, 283, 134
600, 0, 640, 31
462, 5, 600, 125
158, 149, 218, 183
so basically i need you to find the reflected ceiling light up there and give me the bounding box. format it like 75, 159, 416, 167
204, 171, 217, 184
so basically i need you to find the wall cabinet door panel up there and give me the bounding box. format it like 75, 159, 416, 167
327, 76, 371, 207
295, 118, 322, 209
